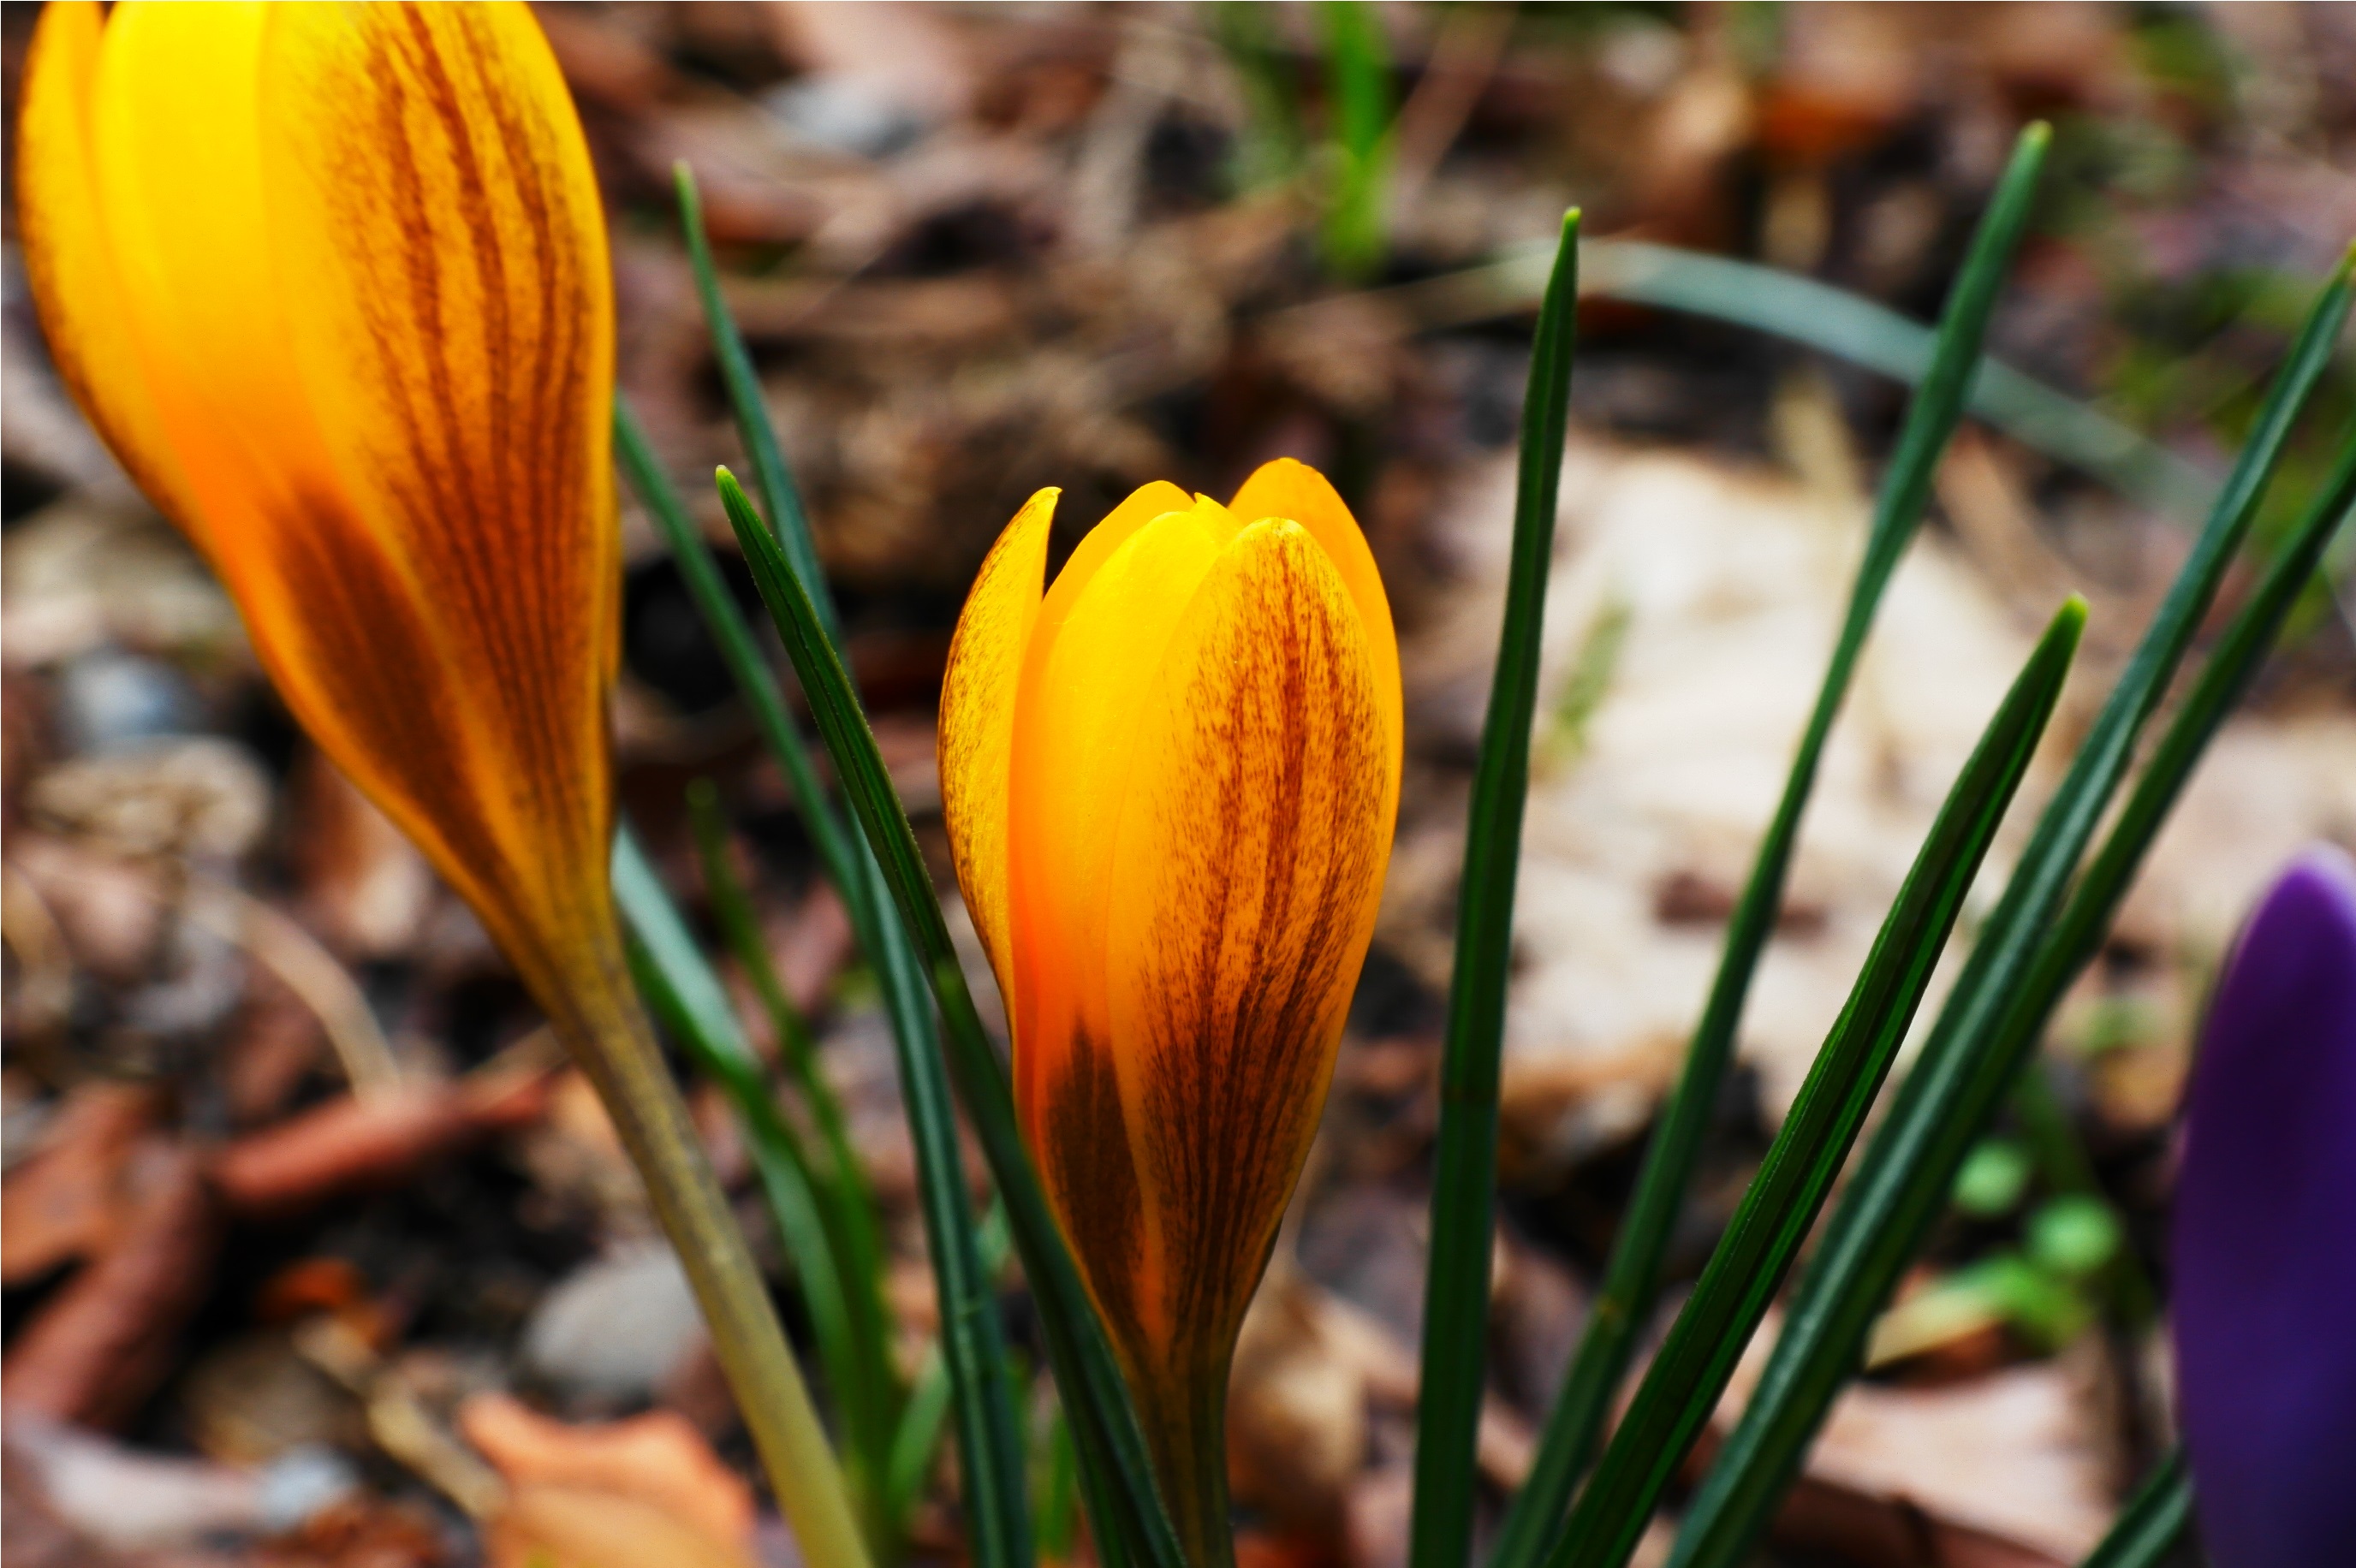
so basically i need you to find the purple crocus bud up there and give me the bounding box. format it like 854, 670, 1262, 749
2173, 845, 2356, 1568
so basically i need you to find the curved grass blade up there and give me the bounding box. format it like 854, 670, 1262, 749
1407, 208, 1579, 1568
1317, 0, 1393, 281
887, 1205, 1014, 1525
1392, 234, 2212, 525
1488, 124, 2051, 1568
1665, 261, 2354, 1568
673, 163, 836, 647
615, 401, 862, 898
2079, 1451, 2192, 1568
1544, 595, 2087, 1568
714, 465, 1188, 1568
684, 779, 884, 1274
618, 395, 1027, 1565
1580, 239, 2215, 523
684, 780, 900, 1417
613, 828, 884, 1498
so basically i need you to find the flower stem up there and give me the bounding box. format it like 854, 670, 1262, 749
559, 931, 873, 1568
1139, 1358, 1236, 1568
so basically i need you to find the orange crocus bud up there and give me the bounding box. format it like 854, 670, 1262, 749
940, 460, 1403, 1561
15, 0, 619, 1019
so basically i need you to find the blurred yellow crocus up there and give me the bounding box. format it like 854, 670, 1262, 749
15, 8, 868, 1565
940, 460, 1403, 1560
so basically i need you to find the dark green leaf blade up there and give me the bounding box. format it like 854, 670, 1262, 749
1407, 208, 1579, 1568
713, 465, 1188, 1568
2079, 1451, 2192, 1568
1665, 257, 2354, 1568
684, 781, 901, 1432
614, 401, 862, 898
672, 163, 836, 647
1544, 594, 2086, 1568
1490, 123, 2052, 1568
619, 377, 1028, 1564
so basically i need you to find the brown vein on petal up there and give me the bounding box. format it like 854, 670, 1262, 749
295, 3, 608, 903
1042, 1028, 1148, 1353
1118, 527, 1387, 1363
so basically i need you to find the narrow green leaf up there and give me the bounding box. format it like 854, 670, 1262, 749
1407, 238, 2214, 523
684, 781, 882, 1240
614, 401, 861, 899
1490, 124, 2051, 1568
2079, 1451, 2192, 1568
672, 163, 836, 647
1580, 240, 2214, 522
1408, 208, 1578, 1568
612, 829, 880, 1492
631, 199, 1026, 1563
1317, 0, 1392, 281
1665, 258, 2353, 1568
713, 465, 1187, 1568
886, 1206, 1014, 1526
684, 781, 902, 1429
1546, 596, 2087, 1568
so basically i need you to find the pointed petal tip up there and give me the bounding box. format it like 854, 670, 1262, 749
2175, 842, 2356, 1568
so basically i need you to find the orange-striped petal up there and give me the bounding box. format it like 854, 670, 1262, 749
1103, 520, 1389, 1364
252, 0, 620, 977
1227, 458, 1402, 819
939, 487, 1059, 1009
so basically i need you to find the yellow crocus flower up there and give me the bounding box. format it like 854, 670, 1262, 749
940, 460, 1403, 1559
16, 0, 617, 1015
15, 8, 867, 1564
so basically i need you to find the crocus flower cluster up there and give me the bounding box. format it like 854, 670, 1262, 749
940, 461, 1402, 1559
2172, 845, 2356, 1568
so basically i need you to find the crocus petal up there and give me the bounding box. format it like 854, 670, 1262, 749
253, 0, 621, 976
940, 487, 1059, 1009
1101, 518, 1390, 1378
2174, 846, 2356, 1568
1228, 457, 1403, 807
13, 0, 204, 534
1008, 503, 1230, 1135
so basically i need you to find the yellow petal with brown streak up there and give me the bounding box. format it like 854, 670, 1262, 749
1100, 520, 1390, 1379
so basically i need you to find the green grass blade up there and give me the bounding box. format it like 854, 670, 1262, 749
612, 829, 883, 1496
665, 168, 1036, 1568
887, 1206, 1013, 1525
684, 780, 883, 1244
631, 250, 1026, 1563
2079, 1451, 2192, 1568
615, 400, 864, 901
1544, 596, 2087, 1568
1490, 125, 2050, 1568
683, 780, 901, 1406
1580, 240, 2214, 522
1406, 235, 2211, 524
1317, 0, 1392, 281
673, 163, 838, 647
1664, 261, 2353, 1568
713, 466, 1188, 1568
1407, 210, 1579, 1568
